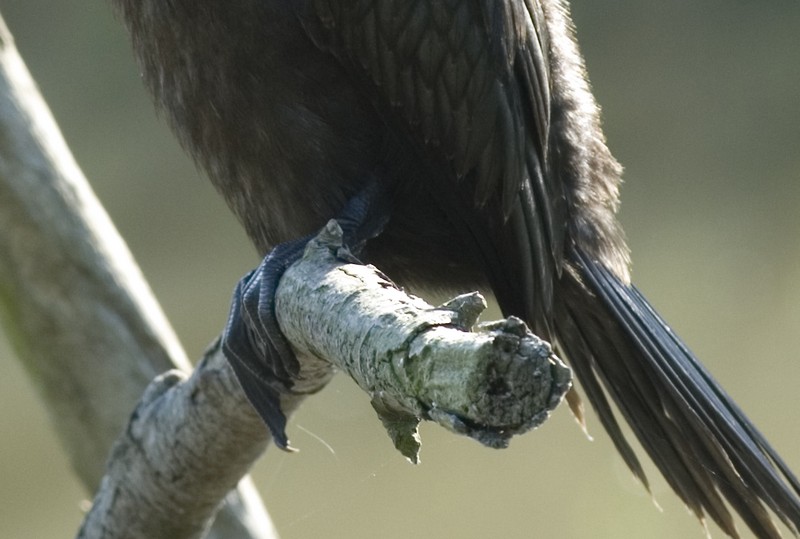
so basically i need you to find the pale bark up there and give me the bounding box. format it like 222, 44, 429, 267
276, 222, 571, 463
76, 343, 285, 539
0, 13, 274, 539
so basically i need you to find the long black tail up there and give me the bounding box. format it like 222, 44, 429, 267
554, 244, 800, 538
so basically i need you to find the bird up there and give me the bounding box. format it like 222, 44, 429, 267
112, 0, 800, 537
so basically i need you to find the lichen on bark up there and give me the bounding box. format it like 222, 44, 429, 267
276, 220, 572, 463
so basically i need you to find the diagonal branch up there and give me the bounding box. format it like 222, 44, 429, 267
76, 343, 286, 539
0, 13, 273, 539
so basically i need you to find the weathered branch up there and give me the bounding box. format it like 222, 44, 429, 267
278, 221, 572, 462
0, 13, 273, 539
76, 344, 286, 539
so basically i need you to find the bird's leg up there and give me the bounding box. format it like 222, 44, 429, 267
222, 181, 389, 450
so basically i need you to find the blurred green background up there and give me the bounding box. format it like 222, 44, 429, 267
1, 1, 799, 538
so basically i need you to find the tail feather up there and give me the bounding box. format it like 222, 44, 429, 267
559, 308, 651, 490
555, 245, 800, 538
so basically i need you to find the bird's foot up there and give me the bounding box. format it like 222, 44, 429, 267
222, 180, 390, 449
223, 238, 309, 450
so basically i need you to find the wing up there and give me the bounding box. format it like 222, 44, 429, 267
294, 0, 566, 335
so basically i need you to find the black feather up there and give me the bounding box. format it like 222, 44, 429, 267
558, 245, 800, 537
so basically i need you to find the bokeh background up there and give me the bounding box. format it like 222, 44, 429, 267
1, 1, 799, 538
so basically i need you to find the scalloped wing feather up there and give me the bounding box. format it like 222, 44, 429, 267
295, 0, 564, 333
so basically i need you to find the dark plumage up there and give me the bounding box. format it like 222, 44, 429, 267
114, 1, 800, 536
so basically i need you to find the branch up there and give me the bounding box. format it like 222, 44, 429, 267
77, 344, 286, 539
278, 221, 572, 463
0, 13, 273, 539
